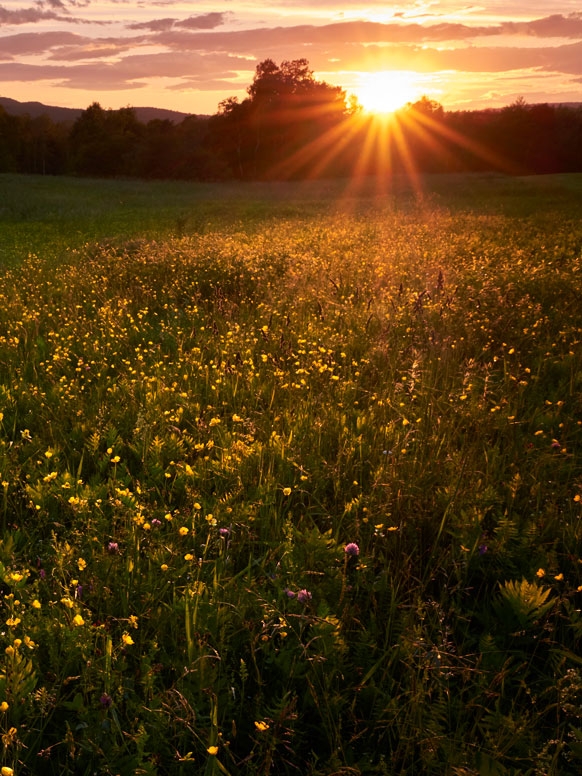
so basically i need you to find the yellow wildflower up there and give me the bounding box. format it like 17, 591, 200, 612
122, 632, 134, 646
207, 746, 218, 756
1, 727, 16, 746
254, 721, 270, 732
73, 614, 85, 626
9, 573, 23, 583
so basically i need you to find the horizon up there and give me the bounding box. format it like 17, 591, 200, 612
1, 2, 582, 116
3, 93, 582, 123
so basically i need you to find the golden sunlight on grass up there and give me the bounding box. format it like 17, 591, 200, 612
354, 70, 425, 115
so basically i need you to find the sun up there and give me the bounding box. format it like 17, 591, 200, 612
355, 70, 424, 115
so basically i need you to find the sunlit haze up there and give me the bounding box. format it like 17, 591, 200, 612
355, 71, 428, 115
1, 1, 581, 115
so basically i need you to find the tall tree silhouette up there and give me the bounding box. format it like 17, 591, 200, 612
211, 59, 349, 178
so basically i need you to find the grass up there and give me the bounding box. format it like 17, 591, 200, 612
2, 171, 582, 265
0, 172, 581, 774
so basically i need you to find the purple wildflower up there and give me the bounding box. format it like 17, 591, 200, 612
344, 542, 360, 558
99, 693, 112, 708
283, 588, 296, 598
107, 542, 119, 554
151, 518, 162, 528
219, 528, 230, 538
296, 589, 312, 604
478, 544, 488, 555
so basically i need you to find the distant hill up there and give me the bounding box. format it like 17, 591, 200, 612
0, 96, 194, 124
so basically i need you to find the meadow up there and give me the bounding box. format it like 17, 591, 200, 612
0, 171, 581, 775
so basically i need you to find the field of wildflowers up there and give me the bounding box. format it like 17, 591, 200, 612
0, 172, 581, 774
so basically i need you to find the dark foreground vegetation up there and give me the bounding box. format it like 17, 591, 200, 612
1, 59, 582, 181
0, 172, 581, 774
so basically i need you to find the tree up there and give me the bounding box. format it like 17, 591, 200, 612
393, 96, 448, 173
211, 59, 349, 179
0, 106, 23, 172
69, 103, 143, 177
248, 59, 348, 176
405, 96, 444, 120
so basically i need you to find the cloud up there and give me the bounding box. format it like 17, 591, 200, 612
49, 41, 138, 60
41, 0, 92, 7
0, 31, 86, 54
151, 21, 489, 54
0, 61, 68, 81
108, 50, 249, 80
0, 30, 141, 59
0, 5, 71, 25
166, 77, 243, 92
1, 2, 110, 26
324, 40, 582, 77
502, 13, 582, 39
149, 15, 582, 57
40, 0, 68, 9
0, 49, 253, 91
128, 12, 227, 33
175, 13, 228, 31
541, 40, 582, 75
0, 59, 148, 90
127, 18, 176, 32
437, 41, 582, 77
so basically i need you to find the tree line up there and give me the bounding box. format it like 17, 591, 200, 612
1, 59, 581, 180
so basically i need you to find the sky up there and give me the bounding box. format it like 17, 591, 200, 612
1, 1, 582, 116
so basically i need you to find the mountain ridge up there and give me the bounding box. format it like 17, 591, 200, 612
0, 96, 194, 124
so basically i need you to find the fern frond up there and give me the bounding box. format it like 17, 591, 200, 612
494, 578, 553, 630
